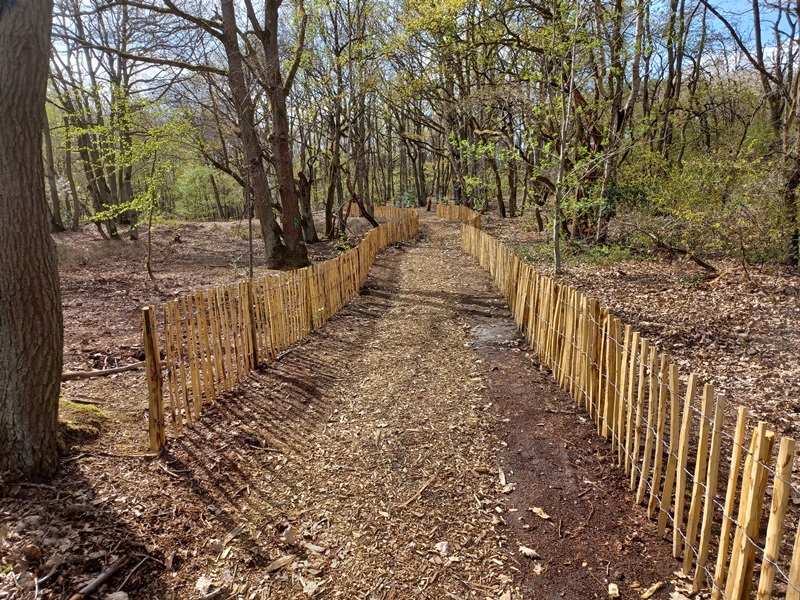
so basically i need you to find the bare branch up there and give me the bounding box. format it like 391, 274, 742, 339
56, 32, 227, 76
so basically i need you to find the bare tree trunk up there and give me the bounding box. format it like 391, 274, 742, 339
297, 170, 320, 243
0, 0, 62, 480
63, 119, 80, 231
42, 111, 65, 232
209, 172, 226, 219
260, 0, 309, 268
508, 157, 517, 218
487, 156, 506, 218
325, 112, 342, 238
219, 0, 287, 268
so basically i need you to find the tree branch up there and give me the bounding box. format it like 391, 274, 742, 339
283, 0, 307, 96
696, 0, 783, 88
56, 33, 227, 76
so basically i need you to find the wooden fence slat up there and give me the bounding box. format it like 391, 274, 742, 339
624, 331, 640, 476
657, 363, 681, 535
196, 291, 215, 403
162, 303, 180, 437
636, 346, 658, 504
211, 287, 227, 391
208, 287, 226, 393
726, 423, 775, 600
170, 304, 186, 427
603, 316, 618, 442
615, 323, 631, 464
682, 383, 716, 574
266, 276, 279, 356
711, 406, 748, 600
647, 353, 670, 518
217, 287, 235, 391
692, 394, 725, 591
595, 312, 608, 433
560, 289, 576, 391
227, 285, 238, 374
673, 372, 699, 558
180, 295, 203, 416
170, 300, 192, 428
577, 295, 589, 408
630, 337, 650, 490
756, 435, 796, 599
586, 299, 600, 417
228, 284, 243, 381
573, 292, 583, 402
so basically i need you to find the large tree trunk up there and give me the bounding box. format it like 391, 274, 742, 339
219, 0, 287, 268
0, 0, 62, 480
263, 0, 309, 268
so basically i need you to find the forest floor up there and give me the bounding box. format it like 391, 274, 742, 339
2, 209, 795, 599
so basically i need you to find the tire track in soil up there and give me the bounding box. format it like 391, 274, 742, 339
144, 212, 679, 599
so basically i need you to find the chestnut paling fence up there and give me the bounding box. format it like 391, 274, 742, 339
448, 213, 800, 599
142, 206, 419, 451
436, 203, 482, 229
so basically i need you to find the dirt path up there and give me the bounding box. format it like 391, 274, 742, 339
2, 213, 680, 599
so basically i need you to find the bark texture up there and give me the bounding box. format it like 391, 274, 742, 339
0, 0, 62, 480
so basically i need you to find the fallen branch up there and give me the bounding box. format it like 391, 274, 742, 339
62, 362, 145, 381
68, 397, 103, 406
68, 557, 127, 600
638, 229, 718, 273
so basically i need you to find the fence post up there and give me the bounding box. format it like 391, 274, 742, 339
142, 306, 165, 451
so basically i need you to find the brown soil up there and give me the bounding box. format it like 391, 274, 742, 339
2, 213, 697, 599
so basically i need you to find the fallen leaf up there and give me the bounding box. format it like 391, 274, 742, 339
608, 583, 620, 598
499, 467, 507, 486
519, 546, 540, 559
